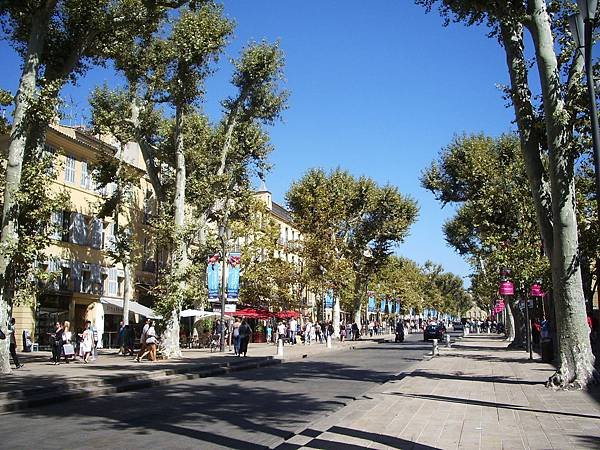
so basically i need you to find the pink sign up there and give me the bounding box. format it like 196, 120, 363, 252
530, 283, 544, 297
499, 281, 514, 296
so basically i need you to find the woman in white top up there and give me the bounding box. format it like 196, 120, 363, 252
79, 321, 93, 363
138, 320, 158, 362
62, 321, 74, 363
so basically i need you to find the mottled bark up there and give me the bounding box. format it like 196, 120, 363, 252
500, 21, 553, 258
505, 301, 516, 343
162, 105, 186, 359
526, 0, 596, 388
0, 1, 56, 375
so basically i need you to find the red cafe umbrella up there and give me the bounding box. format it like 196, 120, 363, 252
274, 310, 300, 319
234, 308, 270, 319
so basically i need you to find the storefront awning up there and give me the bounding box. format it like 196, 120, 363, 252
100, 297, 162, 319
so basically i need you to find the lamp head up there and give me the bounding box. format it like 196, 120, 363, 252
568, 13, 584, 48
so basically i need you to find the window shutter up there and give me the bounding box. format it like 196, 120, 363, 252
91, 219, 103, 249
71, 213, 85, 245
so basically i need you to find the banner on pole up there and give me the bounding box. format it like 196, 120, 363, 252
227, 252, 241, 301
325, 289, 334, 309
207, 254, 220, 302
367, 292, 376, 313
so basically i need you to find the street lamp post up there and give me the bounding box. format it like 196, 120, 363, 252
218, 225, 231, 352
521, 282, 533, 361
570, 0, 600, 220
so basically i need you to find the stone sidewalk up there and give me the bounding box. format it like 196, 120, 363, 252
277, 335, 600, 450
1, 334, 389, 412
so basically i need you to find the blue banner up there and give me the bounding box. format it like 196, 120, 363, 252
395, 301, 400, 314
207, 254, 221, 301
227, 252, 241, 300
367, 295, 376, 313
380, 299, 387, 313
325, 289, 334, 309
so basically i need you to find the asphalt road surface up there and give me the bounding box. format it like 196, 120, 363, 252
0, 334, 431, 450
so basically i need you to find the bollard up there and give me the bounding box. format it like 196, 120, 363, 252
276, 338, 284, 358
464, 327, 469, 336
432, 338, 439, 356
326, 335, 332, 348
445, 334, 451, 348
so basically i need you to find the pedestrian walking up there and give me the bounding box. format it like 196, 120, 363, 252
289, 317, 297, 345
91, 323, 99, 361
117, 320, 125, 355
124, 324, 134, 356
238, 320, 252, 357
303, 320, 313, 345
315, 322, 322, 343
352, 322, 360, 341
136, 319, 150, 362
79, 321, 93, 363
62, 321, 75, 363
137, 320, 158, 362
50, 322, 63, 365
277, 321, 286, 345
232, 318, 241, 355
8, 318, 23, 369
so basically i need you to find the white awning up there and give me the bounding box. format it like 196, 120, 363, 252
180, 309, 206, 318
100, 297, 162, 319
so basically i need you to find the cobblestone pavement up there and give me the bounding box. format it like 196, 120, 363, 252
277, 335, 600, 450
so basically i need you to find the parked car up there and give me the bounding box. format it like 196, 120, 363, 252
452, 321, 464, 332
424, 324, 445, 341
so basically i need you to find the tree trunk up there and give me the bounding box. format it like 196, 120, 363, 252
508, 299, 526, 349
332, 293, 341, 338
499, 21, 553, 258
527, 0, 597, 388
0, 4, 55, 375
162, 105, 187, 359
130, 96, 165, 204
505, 301, 516, 343
122, 260, 132, 326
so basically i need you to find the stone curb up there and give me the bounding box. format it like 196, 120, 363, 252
0, 357, 280, 414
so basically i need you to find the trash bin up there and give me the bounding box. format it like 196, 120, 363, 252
541, 338, 553, 363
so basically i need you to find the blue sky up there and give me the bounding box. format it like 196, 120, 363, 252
0, 1, 517, 283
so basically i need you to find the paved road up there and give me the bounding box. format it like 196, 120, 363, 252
0, 334, 430, 450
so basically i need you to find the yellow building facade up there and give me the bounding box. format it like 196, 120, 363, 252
253, 184, 317, 318
7, 124, 158, 349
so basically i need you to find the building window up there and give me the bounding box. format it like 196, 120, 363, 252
80, 160, 91, 189
108, 267, 118, 296
64, 155, 76, 183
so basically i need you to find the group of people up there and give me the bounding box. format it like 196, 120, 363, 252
274, 318, 336, 345
49, 320, 97, 365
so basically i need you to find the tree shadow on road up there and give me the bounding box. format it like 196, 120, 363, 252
2, 357, 405, 449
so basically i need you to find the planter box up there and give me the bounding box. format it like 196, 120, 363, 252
252, 332, 266, 343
